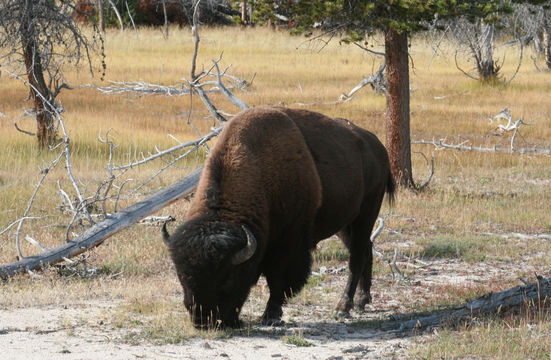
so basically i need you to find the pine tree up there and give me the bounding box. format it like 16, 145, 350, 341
252, 0, 534, 188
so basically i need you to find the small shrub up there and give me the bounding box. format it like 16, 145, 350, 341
281, 331, 314, 347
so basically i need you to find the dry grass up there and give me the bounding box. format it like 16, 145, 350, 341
411, 306, 551, 360
1, 26, 550, 355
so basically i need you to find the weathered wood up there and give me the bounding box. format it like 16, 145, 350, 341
0, 167, 202, 279
385, 276, 551, 331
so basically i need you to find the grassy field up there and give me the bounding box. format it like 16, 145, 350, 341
1, 26, 550, 358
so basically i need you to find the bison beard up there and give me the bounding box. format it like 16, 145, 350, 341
163, 106, 395, 329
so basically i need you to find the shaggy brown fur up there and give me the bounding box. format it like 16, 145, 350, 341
163, 106, 394, 328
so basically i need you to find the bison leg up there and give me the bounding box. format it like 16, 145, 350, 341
335, 225, 366, 314
357, 195, 386, 310
356, 242, 374, 310
261, 277, 285, 325
336, 199, 382, 314
261, 246, 312, 325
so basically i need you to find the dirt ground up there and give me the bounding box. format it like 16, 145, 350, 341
1, 257, 543, 360
0, 304, 411, 359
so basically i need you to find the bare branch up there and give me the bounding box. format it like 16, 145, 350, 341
370, 217, 385, 242
190, 0, 202, 80
14, 121, 35, 136
106, 0, 124, 31
413, 151, 435, 191
353, 42, 386, 57
82, 81, 191, 95
340, 62, 386, 101
370, 218, 406, 280
413, 137, 550, 156
0, 216, 52, 237
426, 25, 450, 70
454, 50, 478, 80
212, 59, 249, 110
138, 215, 175, 226
25, 235, 74, 264
57, 179, 75, 213
15, 150, 65, 259
504, 38, 523, 86
113, 126, 222, 171
125, 1, 138, 37
0, 168, 203, 279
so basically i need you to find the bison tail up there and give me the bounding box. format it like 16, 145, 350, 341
385, 171, 396, 206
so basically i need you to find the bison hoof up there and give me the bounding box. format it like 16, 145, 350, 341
335, 311, 352, 320
356, 294, 372, 310
261, 317, 285, 327
260, 307, 284, 326
335, 298, 353, 314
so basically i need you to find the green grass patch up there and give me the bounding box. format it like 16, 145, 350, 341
281, 331, 315, 347
419, 235, 488, 262
100, 258, 155, 276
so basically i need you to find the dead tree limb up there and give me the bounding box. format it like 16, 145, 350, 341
82, 75, 253, 96
371, 218, 405, 280
112, 126, 222, 171
1, 0, 250, 274
339, 61, 386, 101
413, 151, 435, 191
477, 231, 551, 241
413, 138, 550, 156
14, 121, 35, 136
212, 60, 249, 110
0, 167, 202, 279
384, 275, 551, 332
106, 0, 124, 31
504, 37, 523, 86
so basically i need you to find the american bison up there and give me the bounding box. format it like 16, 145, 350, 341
163, 106, 395, 329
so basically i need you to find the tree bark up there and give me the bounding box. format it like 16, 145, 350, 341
543, 12, 551, 70
21, 0, 56, 148
384, 28, 414, 188
241, 0, 248, 25
479, 23, 497, 81
162, 0, 168, 39
383, 276, 551, 332
97, 0, 105, 32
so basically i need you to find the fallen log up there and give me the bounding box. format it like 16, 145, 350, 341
0, 167, 202, 279
384, 275, 551, 332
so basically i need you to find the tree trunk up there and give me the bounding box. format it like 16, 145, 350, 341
21, 0, 56, 148
241, 0, 248, 25
97, 0, 104, 32
479, 23, 498, 81
543, 12, 551, 70
383, 276, 551, 332
162, 0, 168, 39
384, 28, 414, 188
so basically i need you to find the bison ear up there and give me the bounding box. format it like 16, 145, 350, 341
162, 223, 171, 246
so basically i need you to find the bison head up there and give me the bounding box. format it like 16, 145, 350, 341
163, 220, 257, 329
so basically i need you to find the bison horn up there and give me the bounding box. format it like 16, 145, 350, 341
231, 226, 257, 265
